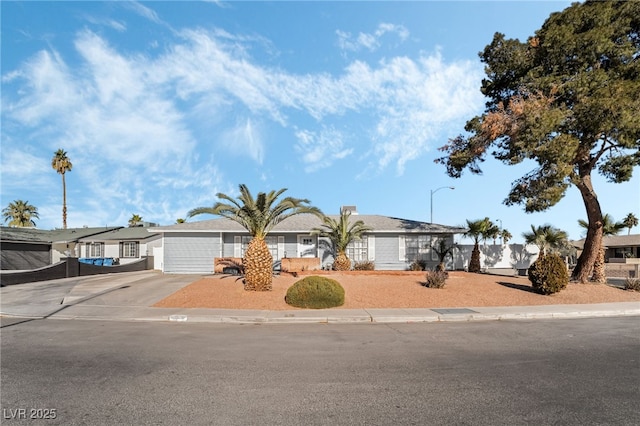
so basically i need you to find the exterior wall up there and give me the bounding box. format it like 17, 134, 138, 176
372, 234, 401, 270
77, 236, 162, 265
453, 243, 539, 273
281, 257, 321, 272
52, 242, 80, 263
163, 233, 221, 274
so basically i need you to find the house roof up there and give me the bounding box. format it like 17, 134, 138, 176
0, 227, 53, 244
78, 226, 161, 242
1, 226, 122, 244
153, 214, 467, 235
572, 234, 640, 250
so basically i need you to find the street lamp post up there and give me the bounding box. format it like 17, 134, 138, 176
496, 218, 503, 244
430, 186, 455, 224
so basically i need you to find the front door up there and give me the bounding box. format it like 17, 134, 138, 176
297, 235, 316, 258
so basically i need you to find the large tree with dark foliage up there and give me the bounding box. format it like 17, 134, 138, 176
436, 0, 640, 283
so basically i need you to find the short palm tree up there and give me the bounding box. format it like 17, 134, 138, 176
578, 214, 624, 283
2, 200, 40, 227
51, 149, 72, 229
464, 217, 497, 273
523, 224, 569, 256
622, 213, 638, 235
128, 214, 143, 227
188, 184, 322, 291
312, 210, 373, 271
432, 238, 457, 271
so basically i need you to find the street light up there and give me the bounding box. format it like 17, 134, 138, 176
430, 186, 455, 224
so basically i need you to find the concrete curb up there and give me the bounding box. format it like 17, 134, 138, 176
5, 302, 634, 324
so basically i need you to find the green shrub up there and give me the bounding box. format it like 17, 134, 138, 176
624, 277, 640, 292
353, 260, 375, 271
528, 253, 569, 295
422, 270, 448, 288
285, 276, 345, 309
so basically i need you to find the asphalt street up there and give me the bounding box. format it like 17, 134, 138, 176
1, 317, 639, 425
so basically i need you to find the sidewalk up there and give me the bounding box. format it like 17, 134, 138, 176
1, 271, 639, 324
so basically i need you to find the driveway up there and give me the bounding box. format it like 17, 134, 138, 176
0, 271, 200, 318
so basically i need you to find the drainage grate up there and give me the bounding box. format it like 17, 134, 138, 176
431, 308, 479, 315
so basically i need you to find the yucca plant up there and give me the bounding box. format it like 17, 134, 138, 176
312, 210, 373, 271
188, 184, 322, 291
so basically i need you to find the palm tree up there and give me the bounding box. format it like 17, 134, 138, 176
523, 224, 569, 256
51, 149, 72, 229
311, 210, 373, 271
128, 214, 143, 227
578, 214, 624, 282
188, 184, 322, 291
464, 217, 497, 273
622, 213, 638, 235
176, 218, 186, 224
501, 229, 512, 245
432, 238, 457, 271
2, 200, 40, 227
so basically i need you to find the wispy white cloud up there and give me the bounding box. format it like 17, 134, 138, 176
81, 14, 127, 32
295, 127, 353, 172
123, 1, 165, 25
2, 19, 483, 226
220, 118, 265, 164
337, 23, 409, 52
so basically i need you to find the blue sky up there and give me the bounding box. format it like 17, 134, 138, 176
2, 1, 638, 243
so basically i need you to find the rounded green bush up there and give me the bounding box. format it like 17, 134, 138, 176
285, 276, 345, 309
528, 253, 569, 295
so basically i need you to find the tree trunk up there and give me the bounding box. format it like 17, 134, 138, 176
243, 237, 273, 291
591, 246, 606, 283
62, 172, 67, 229
333, 251, 351, 271
571, 166, 603, 283
468, 243, 481, 273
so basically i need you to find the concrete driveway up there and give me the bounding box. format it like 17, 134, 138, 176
0, 271, 200, 318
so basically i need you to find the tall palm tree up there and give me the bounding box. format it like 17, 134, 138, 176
2, 200, 40, 227
523, 224, 569, 256
188, 184, 322, 291
578, 214, 624, 282
51, 149, 72, 229
464, 217, 497, 273
501, 229, 513, 245
312, 210, 373, 271
128, 214, 143, 227
622, 213, 638, 235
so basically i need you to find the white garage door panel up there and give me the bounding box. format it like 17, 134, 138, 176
164, 233, 220, 274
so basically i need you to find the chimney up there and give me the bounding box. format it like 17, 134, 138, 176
340, 205, 358, 215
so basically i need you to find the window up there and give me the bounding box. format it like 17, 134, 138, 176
405, 235, 430, 262
240, 236, 280, 259
120, 241, 139, 258
346, 236, 368, 262
86, 242, 104, 258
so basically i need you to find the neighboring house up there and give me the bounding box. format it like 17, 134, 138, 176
572, 234, 640, 260
151, 206, 467, 274
573, 234, 640, 279
1, 227, 54, 270
0, 225, 160, 271
77, 226, 162, 266
1, 226, 122, 270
